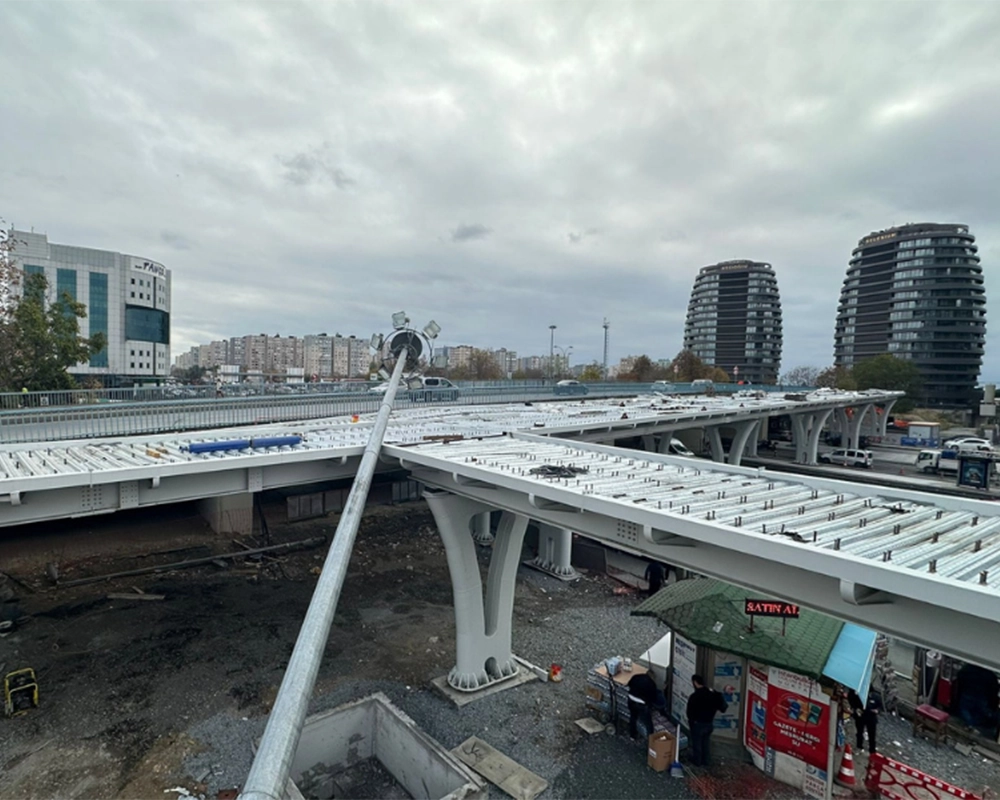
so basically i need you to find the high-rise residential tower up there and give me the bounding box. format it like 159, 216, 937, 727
834, 223, 985, 408
683, 260, 783, 384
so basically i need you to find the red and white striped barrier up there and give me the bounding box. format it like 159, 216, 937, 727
865, 753, 984, 800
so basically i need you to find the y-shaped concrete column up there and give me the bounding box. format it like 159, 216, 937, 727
789, 411, 830, 465
847, 404, 874, 449
656, 433, 675, 454
471, 511, 494, 545
531, 523, 579, 580
424, 490, 526, 691
878, 400, 897, 437
726, 420, 761, 466
706, 426, 725, 463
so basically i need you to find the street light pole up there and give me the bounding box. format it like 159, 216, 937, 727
549, 324, 556, 381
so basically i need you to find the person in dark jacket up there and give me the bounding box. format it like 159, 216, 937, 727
627, 672, 666, 738
644, 561, 665, 596
847, 689, 879, 754
686, 675, 727, 767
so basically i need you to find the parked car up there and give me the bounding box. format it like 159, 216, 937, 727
368, 376, 460, 401
943, 436, 992, 452
818, 448, 873, 468
554, 380, 589, 396
666, 438, 694, 456
692, 379, 714, 390
651, 380, 676, 392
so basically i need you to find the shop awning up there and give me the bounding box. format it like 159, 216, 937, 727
633, 578, 876, 695
822, 623, 877, 703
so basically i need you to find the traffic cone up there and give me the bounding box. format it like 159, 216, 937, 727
835, 743, 857, 787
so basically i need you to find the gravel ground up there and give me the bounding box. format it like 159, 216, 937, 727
851, 711, 999, 796
3, 501, 998, 799
182, 566, 811, 800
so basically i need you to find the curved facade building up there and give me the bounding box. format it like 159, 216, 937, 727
683, 260, 783, 384
834, 223, 985, 408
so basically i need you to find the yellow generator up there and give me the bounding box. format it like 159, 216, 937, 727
4, 668, 39, 717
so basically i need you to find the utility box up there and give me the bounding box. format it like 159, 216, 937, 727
286, 693, 485, 800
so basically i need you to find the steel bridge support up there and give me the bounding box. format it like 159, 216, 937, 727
530, 523, 579, 580
424, 490, 526, 691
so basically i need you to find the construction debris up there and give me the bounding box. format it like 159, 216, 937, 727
57, 537, 327, 588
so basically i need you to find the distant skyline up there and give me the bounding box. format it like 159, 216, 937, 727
3, 2, 998, 378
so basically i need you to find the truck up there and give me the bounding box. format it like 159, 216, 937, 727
915, 449, 960, 475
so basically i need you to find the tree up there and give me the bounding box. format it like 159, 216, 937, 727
780, 366, 821, 387
815, 365, 856, 390
620, 355, 659, 382
851, 354, 922, 412
579, 362, 604, 382
0, 257, 106, 392
668, 349, 713, 382
449, 348, 503, 381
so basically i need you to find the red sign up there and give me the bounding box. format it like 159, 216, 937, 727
745, 600, 800, 618
765, 668, 829, 770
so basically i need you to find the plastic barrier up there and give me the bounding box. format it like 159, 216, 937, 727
865, 753, 983, 800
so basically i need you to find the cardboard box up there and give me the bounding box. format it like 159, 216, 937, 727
647, 731, 675, 772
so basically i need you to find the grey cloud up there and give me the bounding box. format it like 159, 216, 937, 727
2, 1, 999, 377
277, 151, 355, 189
451, 223, 492, 242
160, 230, 194, 250
568, 228, 599, 244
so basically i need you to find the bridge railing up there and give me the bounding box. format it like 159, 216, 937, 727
0, 382, 816, 444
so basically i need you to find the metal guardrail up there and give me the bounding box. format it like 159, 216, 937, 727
0, 382, 815, 444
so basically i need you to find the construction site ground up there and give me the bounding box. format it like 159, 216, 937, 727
1, 498, 998, 799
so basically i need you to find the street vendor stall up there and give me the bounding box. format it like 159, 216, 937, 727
633, 578, 878, 799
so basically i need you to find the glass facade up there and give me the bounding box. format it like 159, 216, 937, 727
22, 265, 45, 302
89, 272, 109, 367
125, 306, 170, 345
834, 223, 985, 408
56, 268, 77, 300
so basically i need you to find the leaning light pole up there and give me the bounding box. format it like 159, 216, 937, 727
240, 312, 441, 800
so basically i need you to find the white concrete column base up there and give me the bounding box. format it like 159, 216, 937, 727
424, 491, 526, 693
198, 492, 253, 535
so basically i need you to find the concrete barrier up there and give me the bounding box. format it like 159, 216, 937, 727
288, 693, 486, 800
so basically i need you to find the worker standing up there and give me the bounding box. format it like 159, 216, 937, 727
686, 674, 727, 767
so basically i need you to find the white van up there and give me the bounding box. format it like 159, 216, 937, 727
692, 379, 714, 390
819, 448, 873, 468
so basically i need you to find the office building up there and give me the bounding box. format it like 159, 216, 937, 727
11, 229, 171, 383
683, 260, 783, 384
834, 223, 985, 408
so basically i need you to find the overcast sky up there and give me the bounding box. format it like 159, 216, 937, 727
3, 1, 999, 377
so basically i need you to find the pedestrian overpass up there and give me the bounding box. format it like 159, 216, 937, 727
1, 389, 997, 676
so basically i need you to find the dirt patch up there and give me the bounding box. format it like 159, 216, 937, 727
0, 501, 488, 798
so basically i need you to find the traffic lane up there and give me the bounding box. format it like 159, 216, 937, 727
743, 446, 1000, 499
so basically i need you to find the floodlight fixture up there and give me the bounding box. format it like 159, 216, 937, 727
377, 366, 390, 381
370, 333, 384, 351
432, 354, 448, 369
423, 320, 441, 340
392, 311, 409, 330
